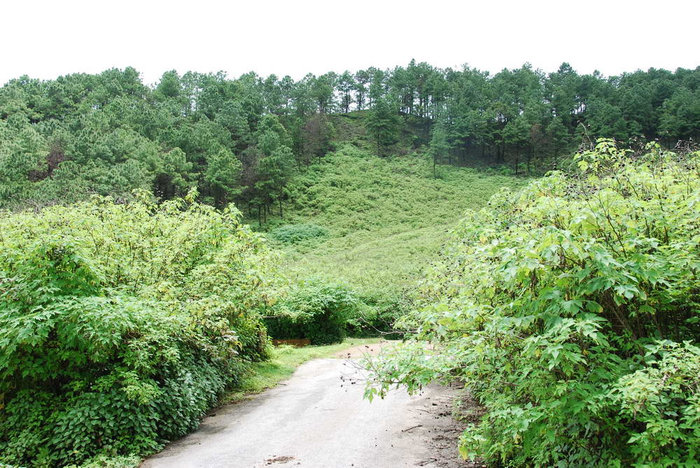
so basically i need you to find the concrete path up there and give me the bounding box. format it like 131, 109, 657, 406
142, 356, 468, 468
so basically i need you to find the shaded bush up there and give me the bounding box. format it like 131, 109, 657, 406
265, 280, 357, 345
346, 291, 409, 339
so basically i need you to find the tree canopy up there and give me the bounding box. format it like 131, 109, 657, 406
0, 62, 698, 211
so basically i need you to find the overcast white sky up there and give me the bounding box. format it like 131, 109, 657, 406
2, 0, 698, 86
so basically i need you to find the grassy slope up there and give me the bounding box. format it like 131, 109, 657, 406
264, 143, 528, 299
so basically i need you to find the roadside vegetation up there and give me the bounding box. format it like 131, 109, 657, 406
366, 141, 700, 467
0, 195, 274, 466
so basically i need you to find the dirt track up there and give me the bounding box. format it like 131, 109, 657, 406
142, 346, 472, 468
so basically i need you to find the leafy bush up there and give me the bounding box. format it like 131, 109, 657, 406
269, 223, 328, 244
346, 291, 409, 338
0, 192, 274, 466
66, 454, 140, 468
265, 280, 357, 345
366, 141, 700, 466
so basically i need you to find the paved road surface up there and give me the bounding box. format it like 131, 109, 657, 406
142, 354, 468, 468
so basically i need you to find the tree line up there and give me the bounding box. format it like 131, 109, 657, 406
1, 62, 698, 215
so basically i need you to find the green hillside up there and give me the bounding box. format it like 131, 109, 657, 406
260, 143, 527, 314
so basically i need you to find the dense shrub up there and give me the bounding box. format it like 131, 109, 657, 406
346, 291, 409, 338
265, 280, 357, 345
269, 223, 328, 244
366, 141, 700, 466
0, 192, 274, 466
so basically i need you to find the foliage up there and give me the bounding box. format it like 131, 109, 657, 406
269, 223, 328, 244
2, 64, 698, 211
346, 291, 411, 338
365, 141, 700, 466
367, 97, 400, 156
66, 454, 140, 468
265, 280, 358, 345
0, 194, 275, 466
